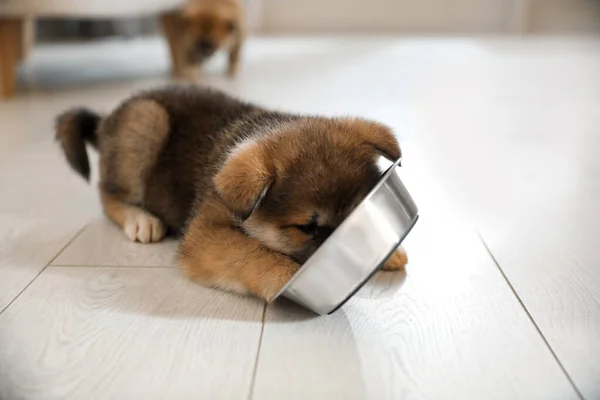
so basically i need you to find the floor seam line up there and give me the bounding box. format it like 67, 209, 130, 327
248, 301, 268, 400
477, 231, 585, 400
0, 222, 88, 316
47, 222, 90, 265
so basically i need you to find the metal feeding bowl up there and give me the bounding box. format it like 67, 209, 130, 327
273, 157, 419, 315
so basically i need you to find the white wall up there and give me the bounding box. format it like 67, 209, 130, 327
252, 0, 600, 34
529, 0, 600, 33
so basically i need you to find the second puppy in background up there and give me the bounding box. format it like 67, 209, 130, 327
160, 0, 244, 79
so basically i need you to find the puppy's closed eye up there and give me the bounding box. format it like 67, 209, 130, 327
291, 222, 334, 242
287, 214, 319, 237
294, 221, 319, 236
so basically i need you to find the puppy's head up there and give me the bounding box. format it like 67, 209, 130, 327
214, 118, 401, 264
181, 0, 242, 61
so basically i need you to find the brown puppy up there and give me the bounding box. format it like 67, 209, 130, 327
55, 85, 408, 301
160, 0, 244, 78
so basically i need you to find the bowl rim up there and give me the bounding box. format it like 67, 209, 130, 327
272, 156, 409, 303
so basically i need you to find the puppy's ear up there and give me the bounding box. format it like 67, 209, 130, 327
340, 118, 401, 161
214, 143, 272, 220
362, 122, 401, 161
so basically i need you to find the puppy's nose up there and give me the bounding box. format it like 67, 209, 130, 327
196, 39, 216, 57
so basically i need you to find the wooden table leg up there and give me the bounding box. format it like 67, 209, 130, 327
0, 18, 23, 99
18, 18, 35, 62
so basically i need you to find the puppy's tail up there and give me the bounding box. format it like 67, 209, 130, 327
55, 108, 101, 182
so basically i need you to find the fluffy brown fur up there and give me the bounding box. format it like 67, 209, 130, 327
55, 85, 408, 301
160, 0, 244, 79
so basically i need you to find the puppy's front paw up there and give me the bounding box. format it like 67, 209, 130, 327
124, 212, 166, 244
382, 247, 408, 271
227, 63, 238, 78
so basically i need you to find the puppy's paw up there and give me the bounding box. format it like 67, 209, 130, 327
124, 212, 166, 244
227, 63, 238, 78
382, 247, 408, 271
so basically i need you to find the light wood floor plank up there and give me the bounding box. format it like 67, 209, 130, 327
479, 222, 599, 399
52, 218, 177, 267
473, 126, 600, 399
0, 216, 83, 312
0, 140, 96, 312
0, 266, 264, 399
411, 57, 600, 398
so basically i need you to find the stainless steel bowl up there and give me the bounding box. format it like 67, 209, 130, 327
273, 157, 419, 315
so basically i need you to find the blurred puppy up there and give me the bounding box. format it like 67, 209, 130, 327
160, 0, 244, 78
55, 85, 408, 301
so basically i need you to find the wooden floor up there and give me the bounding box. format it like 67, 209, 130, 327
0, 36, 598, 399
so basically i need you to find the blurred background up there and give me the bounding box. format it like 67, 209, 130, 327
0, 0, 599, 99
30, 0, 600, 39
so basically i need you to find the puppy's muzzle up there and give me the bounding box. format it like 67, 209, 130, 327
196, 39, 216, 58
